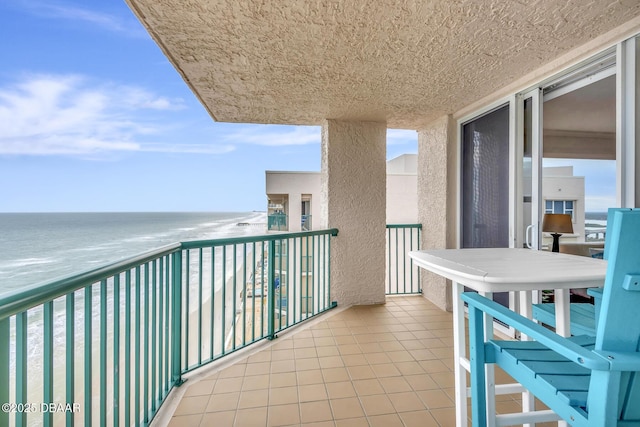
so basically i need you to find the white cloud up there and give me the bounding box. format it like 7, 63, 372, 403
0, 74, 221, 156
586, 195, 617, 213
221, 126, 418, 148
0, 74, 418, 157
141, 143, 234, 155
223, 125, 321, 146
13, 1, 146, 38
387, 129, 418, 145
119, 87, 186, 111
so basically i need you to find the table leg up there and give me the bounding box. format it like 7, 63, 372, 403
554, 288, 571, 337
453, 282, 468, 427
519, 291, 536, 427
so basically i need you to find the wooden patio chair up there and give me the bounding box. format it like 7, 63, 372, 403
462, 208, 640, 426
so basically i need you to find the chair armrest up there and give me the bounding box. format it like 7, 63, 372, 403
593, 350, 640, 371
462, 292, 610, 370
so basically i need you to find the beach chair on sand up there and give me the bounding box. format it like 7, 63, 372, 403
462, 209, 640, 426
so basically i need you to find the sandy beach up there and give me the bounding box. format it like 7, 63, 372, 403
184, 243, 270, 365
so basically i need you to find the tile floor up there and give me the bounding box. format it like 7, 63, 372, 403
161, 295, 554, 427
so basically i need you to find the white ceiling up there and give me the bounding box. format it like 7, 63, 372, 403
544, 75, 616, 134
543, 75, 616, 160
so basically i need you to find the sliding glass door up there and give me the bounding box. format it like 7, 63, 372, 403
519, 53, 617, 254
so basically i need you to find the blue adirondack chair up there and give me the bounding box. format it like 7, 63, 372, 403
532, 208, 622, 336
462, 208, 640, 426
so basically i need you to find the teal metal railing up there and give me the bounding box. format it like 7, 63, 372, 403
301, 214, 312, 231
386, 224, 422, 295
0, 229, 338, 427
267, 213, 287, 231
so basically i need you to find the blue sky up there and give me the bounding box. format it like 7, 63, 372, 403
0, 1, 418, 212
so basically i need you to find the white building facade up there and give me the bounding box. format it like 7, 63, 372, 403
266, 154, 418, 231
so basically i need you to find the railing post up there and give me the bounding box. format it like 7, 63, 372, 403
416, 225, 422, 292
0, 317, 8, 427
43, 301, 54, 427
267, 240, 276, 340
171, 250, 184, 386
84, 287, 92, 426
328, 233, 337, 308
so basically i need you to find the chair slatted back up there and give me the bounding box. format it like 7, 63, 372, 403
592, 209, 640, 421
603, 207, 629, 261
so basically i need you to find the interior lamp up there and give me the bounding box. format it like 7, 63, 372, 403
542, 213, 574, 252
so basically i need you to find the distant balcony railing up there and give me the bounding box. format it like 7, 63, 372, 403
0, 229, 338, 427
301, 214, 312, 231
386, 224, 422, 295
267, 213, 287, 231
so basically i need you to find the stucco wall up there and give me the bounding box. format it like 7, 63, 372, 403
418, 115, 457, 311
387, 174, 418, 223
266, 171, 321, 193
321, 120, 387, 306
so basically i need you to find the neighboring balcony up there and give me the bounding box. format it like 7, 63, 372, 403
268, 213, 288, 231
268, 214, 312, 232
301, 215, 312, 231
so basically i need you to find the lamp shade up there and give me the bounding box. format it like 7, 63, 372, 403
542, 213, 573, 234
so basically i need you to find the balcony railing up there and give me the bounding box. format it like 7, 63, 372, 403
267, 213, 287, 231
301, 214, 312, 231
0, 229, 338, 427
386, 224, 422, 295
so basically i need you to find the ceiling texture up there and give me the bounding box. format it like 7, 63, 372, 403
125, 0, 640, 129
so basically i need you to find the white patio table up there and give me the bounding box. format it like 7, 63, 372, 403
409, 248, 607, 427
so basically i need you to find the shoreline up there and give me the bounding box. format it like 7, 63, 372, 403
185, 244, 265, 365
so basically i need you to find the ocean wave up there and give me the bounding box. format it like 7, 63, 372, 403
67, 244, 113, 252
0, 257, 56, 269
0, 212, 268, 292
123, 235, 158, 243
200, 222, 222, 227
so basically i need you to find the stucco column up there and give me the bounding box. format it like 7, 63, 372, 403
321, 120, 387, 306
418, 115, 457, 311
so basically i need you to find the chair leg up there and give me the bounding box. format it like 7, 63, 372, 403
468, 305, 488, 427
587, 370, 621, 426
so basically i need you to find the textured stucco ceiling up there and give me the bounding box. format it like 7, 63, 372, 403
125, 0, 640, 129
544, 75, 616, 133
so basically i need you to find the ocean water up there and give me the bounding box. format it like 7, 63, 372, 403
0, 211, 266, 296
0, 212, 262, 425
0, 212, 268, 424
